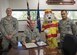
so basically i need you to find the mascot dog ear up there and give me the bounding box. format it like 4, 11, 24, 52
44, 9, 57, 22
45, 9, 52, 14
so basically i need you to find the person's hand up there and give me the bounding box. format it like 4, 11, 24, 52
8, 34, 13, 39
44, 29, 49, 34
31, 40, 36, 43
6, 34, 13, 40
47, 40, 53, 46
22, 41, 26, 47
5, 35, 11, 40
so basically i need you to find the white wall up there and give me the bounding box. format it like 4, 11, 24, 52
39, 0, 77, 10
9, 0, 77, 10
9, 0, 38, 9
0, 5, 2, 21
0, 0, 9, 20
18, 21, 27, 31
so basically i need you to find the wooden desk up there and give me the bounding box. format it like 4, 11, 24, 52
7, 48, 30, 55
7, 46, 62, 55
7, 42, 47, 55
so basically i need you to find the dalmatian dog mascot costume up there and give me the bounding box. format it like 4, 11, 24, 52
42, 9, 59, 54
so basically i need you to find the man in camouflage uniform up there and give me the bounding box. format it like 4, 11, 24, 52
58, 10, 77, 41
21, 18, 42, 45
0, 8, 18, 51
58, 10, 77, 55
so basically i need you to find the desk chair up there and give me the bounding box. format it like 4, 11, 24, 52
62, 34, 77, 55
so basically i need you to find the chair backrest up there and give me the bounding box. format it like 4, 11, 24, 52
63, 34, 77, 49
62, 34, 77, 55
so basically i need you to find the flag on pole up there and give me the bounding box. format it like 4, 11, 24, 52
36, 1, 41, 32
27, 0, 31, 20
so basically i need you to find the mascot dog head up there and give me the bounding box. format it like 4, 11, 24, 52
44, 9, 56, 22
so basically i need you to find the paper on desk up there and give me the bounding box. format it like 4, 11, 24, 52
37, 41, 47, 46
25, 43, 37, 48
18, 42, 22, 47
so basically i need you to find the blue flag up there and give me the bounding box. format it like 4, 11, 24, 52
36, 2, 41, 32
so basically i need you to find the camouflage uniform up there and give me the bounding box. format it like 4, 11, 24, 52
0, 22, 2, 39
58, 18, 77, 41
0, 16, 18, 50
22, 26, 42, 43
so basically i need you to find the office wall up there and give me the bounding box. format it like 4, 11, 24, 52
18, 21, 27, 31
0, 0, 9, 20
9, 0, 38, 9
9, 0, 77, 10
0, 7, 2, 21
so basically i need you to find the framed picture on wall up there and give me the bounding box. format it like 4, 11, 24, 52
46, 0, 75, 5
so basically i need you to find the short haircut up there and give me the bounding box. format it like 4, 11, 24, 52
6, 8, 12, 12
61, 10, 67, 13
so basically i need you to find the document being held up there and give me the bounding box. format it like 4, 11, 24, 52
37, 41, 47, 46
25, 43, 37, 48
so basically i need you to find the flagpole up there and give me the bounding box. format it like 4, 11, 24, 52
26, 0, 31, 20
36, 0, 41, 32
